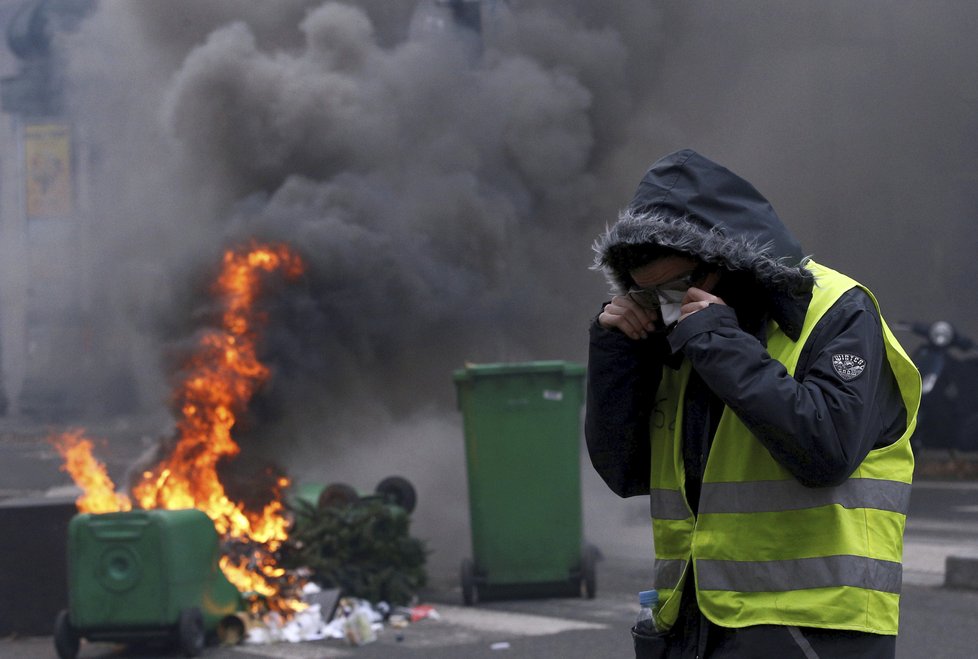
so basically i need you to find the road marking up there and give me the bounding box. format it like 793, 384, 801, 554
435, 604, 608, 635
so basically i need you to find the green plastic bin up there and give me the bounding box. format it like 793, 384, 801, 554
54, 508, 242, 659
453, 360, 597, 604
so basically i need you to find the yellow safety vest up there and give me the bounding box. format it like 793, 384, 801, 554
648, 261, 919, 635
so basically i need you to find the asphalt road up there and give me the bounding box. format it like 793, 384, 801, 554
3, 417, 978, 659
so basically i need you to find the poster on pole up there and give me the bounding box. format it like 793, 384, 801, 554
25, 123, 73, 219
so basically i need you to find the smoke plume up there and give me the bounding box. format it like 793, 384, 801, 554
62, 1, 652, 435
51, 1, 978, 573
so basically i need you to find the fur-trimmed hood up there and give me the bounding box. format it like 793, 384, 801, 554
592, 149, 814, 340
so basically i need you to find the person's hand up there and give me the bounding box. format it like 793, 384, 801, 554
678, 286, 726, 322
598, 295, 658, 340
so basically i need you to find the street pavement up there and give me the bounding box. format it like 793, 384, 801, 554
2, 418, 978, 658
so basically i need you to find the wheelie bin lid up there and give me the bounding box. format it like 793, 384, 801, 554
453, 361, 585, 381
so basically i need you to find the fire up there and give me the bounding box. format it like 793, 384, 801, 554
50, 242, 306, 613
52, 430, 132, 514
133, 244, 303, 541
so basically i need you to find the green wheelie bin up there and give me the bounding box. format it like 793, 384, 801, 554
453, 360, 597, 605
54, 508, 243, 659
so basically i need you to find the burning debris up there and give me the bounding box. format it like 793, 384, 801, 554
52, 241, 309, 614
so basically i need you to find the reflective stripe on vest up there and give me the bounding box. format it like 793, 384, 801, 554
697, 555, 903, 594
650, 488, 692, 520
655, 558, 687, 590
698, 478, 911, 515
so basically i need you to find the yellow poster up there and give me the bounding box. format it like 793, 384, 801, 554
25, 123, 73, 219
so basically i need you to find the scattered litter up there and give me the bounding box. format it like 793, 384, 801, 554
389, 613, 410, 628
339, 598, 380, 646
238, 592, 440, 647
491, 641, 511, 650
407, 604, 441, 622
247, 609, 332, 645
243, 602, 333, 644
303, 584, 342, 622
284, 604, 331, 643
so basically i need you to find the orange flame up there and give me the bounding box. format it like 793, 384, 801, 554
51, 430, 132, 514
133, 244, 303, 542
51, 242, 306, 613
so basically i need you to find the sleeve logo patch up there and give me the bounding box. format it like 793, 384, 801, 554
832, 353, 866, 381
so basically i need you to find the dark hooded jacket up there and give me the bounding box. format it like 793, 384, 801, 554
586, 150, 907, 658
594, 149, 813, 338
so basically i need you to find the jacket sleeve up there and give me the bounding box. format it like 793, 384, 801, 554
585, 313, 670, 498
667, 289, 906, 487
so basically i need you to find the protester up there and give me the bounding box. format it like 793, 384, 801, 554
586, 149, 920, 658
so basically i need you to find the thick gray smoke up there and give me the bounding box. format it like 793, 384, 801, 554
59, 1, 658, 570
63, 1, 654, 432
54, 1, 978, 574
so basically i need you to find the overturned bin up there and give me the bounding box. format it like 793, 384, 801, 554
55, 508, 242, 659
453, 360, 597, 604
284, 475, 428, 606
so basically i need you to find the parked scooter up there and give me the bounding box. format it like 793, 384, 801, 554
897, 320, 978, 451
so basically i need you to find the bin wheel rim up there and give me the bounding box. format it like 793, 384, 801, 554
54, 609, 80, 659
375, 475, 417, 513
177, 607, 206, 657
461, 558, 477, 606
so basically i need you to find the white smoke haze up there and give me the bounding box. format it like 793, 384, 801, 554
47, 1, 978, 571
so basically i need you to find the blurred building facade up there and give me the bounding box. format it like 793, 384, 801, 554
0, 0, 133, 420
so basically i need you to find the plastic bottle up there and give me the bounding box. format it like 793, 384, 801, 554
634, 589, 659, 634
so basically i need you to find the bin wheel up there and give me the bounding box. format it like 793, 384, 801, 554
318, 482, 360, 509
177, 607, 206, 657
376, 475, 417, 513
461, 558, 477, 606
581, 544, 599, 599
54, 609, 80, 659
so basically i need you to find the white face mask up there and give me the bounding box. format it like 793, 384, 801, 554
657, 287, 687, 326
